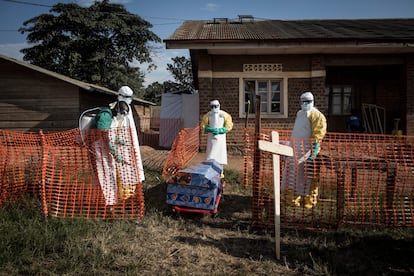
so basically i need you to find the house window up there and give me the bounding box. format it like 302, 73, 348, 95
325, 86, 352, 115
243, 79, 284, 117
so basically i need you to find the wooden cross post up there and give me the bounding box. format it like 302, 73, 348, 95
258, 131, 293, 260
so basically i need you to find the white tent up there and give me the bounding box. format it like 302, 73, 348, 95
159, 92, 199, 148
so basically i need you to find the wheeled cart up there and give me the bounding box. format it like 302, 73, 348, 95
166, 159, 224, 217
171, 181, 226, 217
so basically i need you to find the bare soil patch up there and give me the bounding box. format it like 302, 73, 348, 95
140, 145, 243, 172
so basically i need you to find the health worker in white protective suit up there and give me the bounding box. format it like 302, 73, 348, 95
281, 92, 327, 209
94, 86, 145, 206
200, 100, 233, 168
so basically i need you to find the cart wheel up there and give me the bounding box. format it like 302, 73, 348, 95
170, 207, 179, 218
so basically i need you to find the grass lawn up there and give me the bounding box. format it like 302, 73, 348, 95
0, 167, 413, 275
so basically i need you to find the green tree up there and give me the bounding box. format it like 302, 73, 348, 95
142, 56, 194, 103
165, 56, 194, 92
19, 0, 161, 95
143, 81, 163, 104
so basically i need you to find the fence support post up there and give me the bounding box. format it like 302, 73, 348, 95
39, 130, 49, 217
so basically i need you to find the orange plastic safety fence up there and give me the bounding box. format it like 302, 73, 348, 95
162, 126, 200, 180
0, 130, 42, 205
243, 128, 414, 229
0, 128, 145, 220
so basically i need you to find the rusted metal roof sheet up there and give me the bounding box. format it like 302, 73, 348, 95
166, 18, 414, 41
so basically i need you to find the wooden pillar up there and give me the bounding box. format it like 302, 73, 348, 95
252, 95, 261, 225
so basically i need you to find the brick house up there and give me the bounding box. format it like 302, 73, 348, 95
164, 17, 414, 150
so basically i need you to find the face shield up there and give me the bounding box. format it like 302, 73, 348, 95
301, 100, 314, 112
300, 92, 314, 112
211, 104, 220, 113
210, 100, 220, 113
118, 86, 133, 105
118, 95, 132, 105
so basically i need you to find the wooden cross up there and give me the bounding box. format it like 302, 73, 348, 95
258, 131, 293, 260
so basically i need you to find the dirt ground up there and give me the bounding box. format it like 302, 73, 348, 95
140, 145, 243, 172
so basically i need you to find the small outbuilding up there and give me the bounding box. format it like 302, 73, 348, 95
159, 91, 199, 148
0, 54, 155, 133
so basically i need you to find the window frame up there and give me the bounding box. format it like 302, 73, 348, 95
325, 85, 352, 116
239, 78, 288, 119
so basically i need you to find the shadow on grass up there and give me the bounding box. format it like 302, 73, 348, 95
143, 180, 414, 275
175, 228, 414, 275
144, 181, 252, 229
175, 235, 275, 260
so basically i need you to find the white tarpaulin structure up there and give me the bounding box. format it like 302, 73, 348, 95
159, 92, 199, 148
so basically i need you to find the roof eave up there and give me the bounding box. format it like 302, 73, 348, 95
165, 40, 414, 54
1, 54, 156, 106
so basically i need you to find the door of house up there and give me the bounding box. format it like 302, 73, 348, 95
325, 65, 403, 134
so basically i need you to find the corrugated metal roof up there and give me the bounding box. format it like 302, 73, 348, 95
165, 18, 414, 41
0, 54, 156, 106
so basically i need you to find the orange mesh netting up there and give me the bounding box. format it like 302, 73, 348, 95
0, 130, 42, 204
243, 128, 414, 229
162, 126, 200, 181
0, 128, 145, 220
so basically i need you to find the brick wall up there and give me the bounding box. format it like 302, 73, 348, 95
196, 52, 413, 149
209, 54, 312, 72
197, 54, 327, 151
199, 78, 240, 151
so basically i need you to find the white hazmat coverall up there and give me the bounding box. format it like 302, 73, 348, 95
200, 100, 233, 165
95, 86, 145, 206
281, 92, 326, 209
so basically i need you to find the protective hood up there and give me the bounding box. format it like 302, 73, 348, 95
210, 100, 220, 113
300, 92, 314, 112
118, 86, 133, 105
300, 92, 314, 102
301, 101, 314, 112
